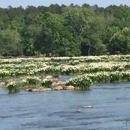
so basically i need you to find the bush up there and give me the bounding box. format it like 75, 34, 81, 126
41, 79, 52, 88
6, 81, 20, 93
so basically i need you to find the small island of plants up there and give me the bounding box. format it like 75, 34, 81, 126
0, 55, 130, 93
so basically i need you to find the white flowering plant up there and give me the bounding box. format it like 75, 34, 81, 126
66, 76, 92, 90
6, 81, 20, 93
24, 76, 40, 85
41, 79, 52, 88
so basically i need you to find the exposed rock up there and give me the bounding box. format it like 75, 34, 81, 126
38, 87, 45, 92
6, 79, 13, 82
32, 89, 39, 92
52, 81, 65, 87
0, 82, 5, 88
54, 86, 63, 90
63, 85, 74, 90
52, 82, 57, 87
43, 88, 52, 91
57, 81, 65, 85
45, 75, 53, 79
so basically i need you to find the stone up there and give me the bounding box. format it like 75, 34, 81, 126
54, 86, 63, 90
0, 82, 5, 88
77, 109, 81, 113
32, 89, 38, 92
38, 87, 44, 92
57, 81, 65, 85
45, 75, 53, 79
52, 82, 57, 87
43, 88, 52, 91
52, 81, 65, 88
63, 85, 74, 90
83, 106, 93, 108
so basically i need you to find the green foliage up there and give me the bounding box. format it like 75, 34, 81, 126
108, 27, 130, 54
23, 76, 40, 85
65, 71, 130, 90
0, 29, 22, 56
6, 81, 20, 93
0, 4, 130, 56
52, 74, 60, 78
41, 79, 52, 88
66, 76, 92, 90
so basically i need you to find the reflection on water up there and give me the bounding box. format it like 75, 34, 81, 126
0, 82, 130, 130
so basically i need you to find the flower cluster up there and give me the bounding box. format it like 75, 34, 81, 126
41, 79, 52, 88
6, 81, 19, 93
23, 76, 40, 85
66, 76, 92, 90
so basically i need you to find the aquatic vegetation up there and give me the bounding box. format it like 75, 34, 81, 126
52, 74, 60, 78
24, 76, 40, 85
86, 71, 130, 83
66, 76, 92, 90
6, 81, 20, 93
1, 55, 130, 92
65, 71, 130, 90
41, 79, 52, 88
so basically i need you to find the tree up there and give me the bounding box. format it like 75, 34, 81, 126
0, 4, 130, 56
0, 29, 22, 56
104, 26, 120, 54
49, 4, 61, 14
21, 24, 42, 56
81, 13, 106, 55
108, 27, 130, 54
64, 7, 90, 56
35, 12, 64, 56
10, 16, 25, 31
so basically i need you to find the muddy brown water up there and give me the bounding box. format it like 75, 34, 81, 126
0, 81, 130, 130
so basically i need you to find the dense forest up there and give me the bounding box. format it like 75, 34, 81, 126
0, 3, 130, 56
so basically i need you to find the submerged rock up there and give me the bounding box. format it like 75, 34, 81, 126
26, 87, 52, 92
77, 109, 81, 113
83, 105, 93, 108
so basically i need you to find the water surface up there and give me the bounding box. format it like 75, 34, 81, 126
0, 82, 130, 130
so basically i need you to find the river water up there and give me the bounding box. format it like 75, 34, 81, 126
0, 82, 130, 130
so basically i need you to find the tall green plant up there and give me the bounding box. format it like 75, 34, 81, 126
6, 81, 20, 93
66, 76, 92, 90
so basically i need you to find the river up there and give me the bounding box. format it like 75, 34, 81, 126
0, 82, 130, 130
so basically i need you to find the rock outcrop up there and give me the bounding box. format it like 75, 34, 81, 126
63, 85, 74, 90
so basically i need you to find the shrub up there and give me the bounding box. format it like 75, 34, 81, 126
66, 76, 92, 90
6, 81, 20, 93
41, 79, 52, 88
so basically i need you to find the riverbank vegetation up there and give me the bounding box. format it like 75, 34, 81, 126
1, 3, 130, 93
0, 55, 130, 93
0, 4, 130, 56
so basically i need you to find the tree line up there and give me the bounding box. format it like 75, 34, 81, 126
0, 3, 130, 56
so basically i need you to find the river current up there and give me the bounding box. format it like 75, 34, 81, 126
0, 82, 130, 130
